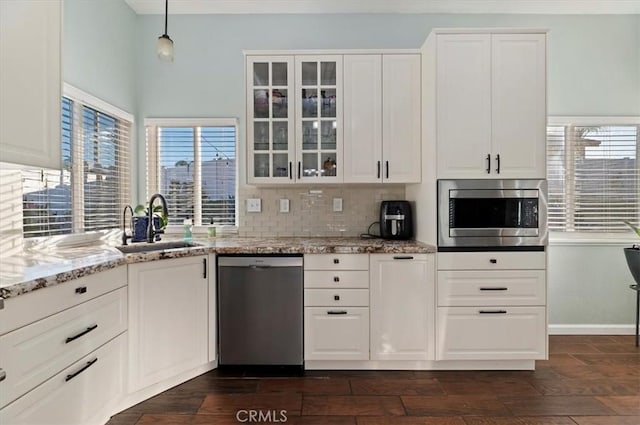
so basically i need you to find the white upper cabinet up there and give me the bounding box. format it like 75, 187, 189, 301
0, 0, 61, 169
247, 57, 296, 184
436, 32, 546, 179
343, 55, 383, 183
343, 54, 421, 183
295, 55, 343, 183
382, 54, 422, 183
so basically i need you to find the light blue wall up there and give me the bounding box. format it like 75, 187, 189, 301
63, 0, 137, 113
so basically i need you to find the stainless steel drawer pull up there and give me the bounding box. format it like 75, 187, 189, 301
0, 368, 6, 382
333, 276, 340, 282
393, 256, 414, 260
333, 258, 340, 264
75, 286, 87, 294
489, 259, 497, 264
479, 287, 508, 291
65, 358, 97, 382
334, 295, 340, 301
479, 310, 507, 314
327, 310, 347, 315
65, 324, 98, 344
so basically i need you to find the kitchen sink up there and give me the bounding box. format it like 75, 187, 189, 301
116, 241, 201, 254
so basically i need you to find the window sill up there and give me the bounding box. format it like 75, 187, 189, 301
549, 232, 638, 247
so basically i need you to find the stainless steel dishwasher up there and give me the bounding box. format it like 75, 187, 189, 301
217, 255, 303, 366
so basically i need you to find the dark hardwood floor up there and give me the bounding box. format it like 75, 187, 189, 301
108, 335, 640, 425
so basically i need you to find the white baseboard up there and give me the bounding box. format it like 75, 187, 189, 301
548, 324, 636, 335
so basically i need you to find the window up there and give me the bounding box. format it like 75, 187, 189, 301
145, 119, 237, 227
21, 85, 132, 238
547, 117, 639, 233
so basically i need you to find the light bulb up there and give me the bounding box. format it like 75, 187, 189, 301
157, 34, 174, 62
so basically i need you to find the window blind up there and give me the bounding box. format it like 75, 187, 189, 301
147, 121, 237, 226
547, 123, 639, 232
21, 94, 131, 238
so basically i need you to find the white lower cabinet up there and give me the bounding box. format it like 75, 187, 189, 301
0, 333, 125, 425
304, 307, 369, 360
436, 251, 547, 362
304, 254, 370, 361
128, 256, 209, 393
436, 307, 546, 360
370, 254, 435, 361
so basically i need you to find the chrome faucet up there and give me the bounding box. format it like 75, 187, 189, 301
147, 193, 168, 243
121, 205, 134, 245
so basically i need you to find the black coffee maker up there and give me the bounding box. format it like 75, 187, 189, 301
379, 201, 413, 240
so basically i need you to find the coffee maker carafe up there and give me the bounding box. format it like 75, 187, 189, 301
379, 201, 413, 240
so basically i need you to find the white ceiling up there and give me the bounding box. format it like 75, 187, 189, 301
124, 0, 640, 15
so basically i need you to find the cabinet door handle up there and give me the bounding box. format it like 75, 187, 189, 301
75, 286, 87, 294
496, 154, 501, 174
393, 255, 414, 260
327, 310, 347, 315
489, 259, 497, 264
486, 154, 491, 174
297, 161, 301, 179
480, 287, 508, 291
385, 161, 389, 179
333, 276, 340, 282
479, 310, 507, 314
0, 368, 6, 382
289, 161, 292, 180
65, 324, 98, 344
203, 258, 207, 279
377, 161, 381, 179
65, 358, 98, 382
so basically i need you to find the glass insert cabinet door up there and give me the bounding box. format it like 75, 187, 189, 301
295, 56, 342, 181
247, 56, 295, 182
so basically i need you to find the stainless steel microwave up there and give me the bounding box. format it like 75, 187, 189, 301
438, 179, 548, 251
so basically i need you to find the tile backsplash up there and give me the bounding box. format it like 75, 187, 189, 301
239, 185, 406, 237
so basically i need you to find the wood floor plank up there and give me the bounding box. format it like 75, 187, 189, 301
531, 378, 640, 396
104, 413, 142, 425
257, 378, 352, 394
546, 364, 640, 380
570, 416, 640, 425
594, 396, 640, 415
438, 378, 540, 396
571, 354, 640, 366
350, 378, 445, 396
197, 393, 302, 416
500, 395, 616, 416
120, 392, 206, 415
549, 343, 601, 354
462, 417, 576, 424
401, 395, 511, 417
302, 395, 405, 416
358, 417, 466, 424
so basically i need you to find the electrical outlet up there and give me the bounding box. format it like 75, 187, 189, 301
246, 198, 261, 213
279, 198, 290, 213
333, 198, 343, 212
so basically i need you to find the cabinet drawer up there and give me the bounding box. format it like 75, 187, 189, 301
304, 270, 369, 288
0, 333, 125, 425
437, 251, 545, 270
304, 289, 369, 307
0, 287, 127, 408
304, 307, 369, 360
437, 270, 546, 306
0, 266, 127, 335
436, 306, 546, 360
304, 254, 369, 271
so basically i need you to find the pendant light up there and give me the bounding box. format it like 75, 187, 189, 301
157, 0, 173, 61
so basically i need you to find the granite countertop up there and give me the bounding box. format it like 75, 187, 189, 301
0, 236, 435, 300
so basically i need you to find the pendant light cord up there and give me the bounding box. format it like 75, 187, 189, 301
164, 0, 169, 36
